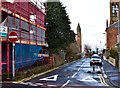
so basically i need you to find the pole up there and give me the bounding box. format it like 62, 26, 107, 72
118, 4, 120, 72
0, 42, 2, 88
0, 1, 2, 85
93, 66, 95, 73
12, 43, 15, 79
0, 35, 1, 77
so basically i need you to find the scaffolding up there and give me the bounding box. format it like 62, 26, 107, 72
0, 0, 49, 78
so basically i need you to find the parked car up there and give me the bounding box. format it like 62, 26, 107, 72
90, 54, 102, 66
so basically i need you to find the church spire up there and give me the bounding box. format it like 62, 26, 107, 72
76, 23, 82, 53
77, 23, 81, 34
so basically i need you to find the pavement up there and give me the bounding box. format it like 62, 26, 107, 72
103, 57, 120, 87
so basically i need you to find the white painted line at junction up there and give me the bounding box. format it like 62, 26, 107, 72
103, 74, 107, 78
19, 82, 28, 85
77, 68, 81, 71
98, 66, 107, 78
61, 80, 70, 88
98, 74, 109, 86
27, 82, 38, 86
72, 72, 77, 78
39, 74, 58, 81
80, 76, 97, 82
47, 84, 57, 87
35, 83, 44, 86
12, 82, 19, 84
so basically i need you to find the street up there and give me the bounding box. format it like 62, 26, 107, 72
1, 0, 120, 88
2, 58, 116, 88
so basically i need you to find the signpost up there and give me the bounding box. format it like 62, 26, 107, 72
8, 31, 18, 79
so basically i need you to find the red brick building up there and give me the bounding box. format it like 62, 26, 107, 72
106, 0, 120, 50
106, 21, 119, 49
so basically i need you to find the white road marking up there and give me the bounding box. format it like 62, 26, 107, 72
102, 70, 107, 78
72, 72, 77, 78
27, 82, 38, 86
77, 68, 81, 71
98, 66, 107, 78
39, 74, 58, 81
61, 80, 70, 88
12, 82, 19, 84
35, 83, 44, 86
103, 74, 107, 78
80, 76, 97, 82
47, 84, 57, 87
19, 82, 28, 85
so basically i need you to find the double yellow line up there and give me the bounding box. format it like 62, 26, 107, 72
98, 74, 109, 87
17, 65, 62, 82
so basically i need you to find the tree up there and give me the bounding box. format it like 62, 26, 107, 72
109, 46, 118, 59
45, 1, 75, 53
84, 44, 92, 57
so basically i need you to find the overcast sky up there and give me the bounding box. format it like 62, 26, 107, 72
42, 0, 110, 50
60, 0, 110, 50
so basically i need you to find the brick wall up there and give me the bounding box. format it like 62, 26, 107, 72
106, 27, 118, 49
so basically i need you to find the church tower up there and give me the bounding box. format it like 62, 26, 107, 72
110, 0, 120, 24
76, 23, 82, 53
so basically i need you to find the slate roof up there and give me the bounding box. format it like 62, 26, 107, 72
108, 20, 120, 28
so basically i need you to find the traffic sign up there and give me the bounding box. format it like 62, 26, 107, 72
8, 31, 18, 42
0, 25, 8, 37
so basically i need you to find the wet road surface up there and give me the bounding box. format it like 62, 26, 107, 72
2, 58, 112, 88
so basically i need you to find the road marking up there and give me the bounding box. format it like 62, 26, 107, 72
39, 74, 58, 81
27, 82, 38, 86
98, 74, 109, 86
47, 84, 57, 87
80, 76, 97, 82
35, 83, 44, 86
17, 65, 62, 82
12, 82, 19, 84
61, 80, 70, 88
77, 68, 81, 71
102, 69, 107, 78
72, 72, 77, 78
98, 66, 107, 78
97, 66, 109, 86
14, 82, 38, 86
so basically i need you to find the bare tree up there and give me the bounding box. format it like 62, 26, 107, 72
84, 44, 92, 57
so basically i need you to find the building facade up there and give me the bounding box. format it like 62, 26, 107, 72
106, 22, 119, 49
106, 0, 120, 50
0, 0, 48, 78
110, 0, 120, 24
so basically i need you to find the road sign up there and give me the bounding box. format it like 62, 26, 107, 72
8, 31, 18, 42
0, 25, 8, 37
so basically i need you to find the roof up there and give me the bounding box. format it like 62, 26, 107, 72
107, 20, 120, 29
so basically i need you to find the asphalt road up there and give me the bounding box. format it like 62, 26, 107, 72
2, 58, 113, 88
